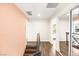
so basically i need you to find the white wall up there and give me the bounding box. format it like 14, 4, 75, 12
49, 17, 57, 44
58, 18, 69, 41
25, 19, 29, 43
26, 19, 49, 41
49, 17, 60, 55
49, 16, 69, 54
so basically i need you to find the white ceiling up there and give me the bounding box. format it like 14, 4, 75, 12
16, 3, 59, 19
16, 3, 77, 20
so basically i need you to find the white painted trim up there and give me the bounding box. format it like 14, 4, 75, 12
27, 40, 50, 42
56, 50, 63, 56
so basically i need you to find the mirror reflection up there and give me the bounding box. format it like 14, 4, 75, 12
72, 6, 79, 56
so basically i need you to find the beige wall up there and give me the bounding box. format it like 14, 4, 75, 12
0, 4, 27, 55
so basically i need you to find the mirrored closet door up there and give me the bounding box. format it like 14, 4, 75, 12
71, 5, 79, 56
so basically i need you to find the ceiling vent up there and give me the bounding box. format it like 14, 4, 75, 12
26, 11, 32, 16
47, 3, 58, 8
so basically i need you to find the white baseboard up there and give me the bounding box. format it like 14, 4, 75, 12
27, 40, 50, 42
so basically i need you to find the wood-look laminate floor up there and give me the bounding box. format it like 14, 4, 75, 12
23, 41, 69, 56
24, 41, 79, 56
72, 47, 79, 56
60, 41, 69, 56
24, 42, 53, 56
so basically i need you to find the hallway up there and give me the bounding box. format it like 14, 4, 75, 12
0, 3, 79, 56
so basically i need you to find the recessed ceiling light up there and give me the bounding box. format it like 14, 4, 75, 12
37, 14, 41, 17
66, 13, 70, 16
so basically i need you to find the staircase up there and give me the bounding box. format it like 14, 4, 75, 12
23, 33, 41, 56
24, 46, 37, 56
